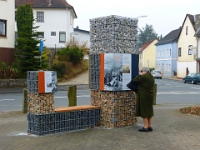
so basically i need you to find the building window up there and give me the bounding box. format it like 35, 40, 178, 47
188, 45, 193, 55
169, 49, 171, 56
186, 26, 188, 35
0, 19, 6, 36
37, 32, 44, 38
59, 32, 66, 43
70, 13, 73, 25
51, 32, 56, 36
169, 64, 171, 72
147, 60, 150, 67
37, 12, 44, 22
178, 47, 181, 56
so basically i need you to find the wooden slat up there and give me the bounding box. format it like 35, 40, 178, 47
100, 53, 104, 90
38, 71, 45, 93
55, 105, 101, 112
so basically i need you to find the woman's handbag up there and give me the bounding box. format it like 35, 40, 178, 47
127, 80, 138, 92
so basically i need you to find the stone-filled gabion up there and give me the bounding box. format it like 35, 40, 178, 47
90, 15, 138, 54
91, 90, 136, 128
27, 109, 101, 136
89, 54, 100, 90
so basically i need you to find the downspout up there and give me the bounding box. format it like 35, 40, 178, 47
142, 50, 144, 67
49, 0, 52, 6
196, 37, 199, 73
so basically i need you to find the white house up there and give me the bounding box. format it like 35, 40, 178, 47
15, 0, 77, 49
194, 14, 200, 73
73, 26, 90, 48
177, 14, 197, 78
0, 0, 15, 65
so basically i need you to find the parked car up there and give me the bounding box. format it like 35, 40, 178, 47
182, 73, 200, 84
151, 70, 162, 79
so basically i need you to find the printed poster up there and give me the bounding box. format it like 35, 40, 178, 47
44, 71, 57, 93
100, 53, 132, 91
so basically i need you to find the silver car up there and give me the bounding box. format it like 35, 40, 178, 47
151, 70, 162, 79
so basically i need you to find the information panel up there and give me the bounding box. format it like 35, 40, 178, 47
100, 53, 138, 91
38, 71, 57, 93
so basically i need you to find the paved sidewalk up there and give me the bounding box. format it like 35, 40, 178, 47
1, 71, 199, 150
58, 70, 89, 85
0, 104, 199, 150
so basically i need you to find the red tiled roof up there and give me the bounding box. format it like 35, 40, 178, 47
15, 0, 77, 18
140, 39, 156, 52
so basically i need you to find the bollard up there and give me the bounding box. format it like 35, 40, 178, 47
68, 85, 77, 106
153, 84, 157, 105
22, 88, 28, 113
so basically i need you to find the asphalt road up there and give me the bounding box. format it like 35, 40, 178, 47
156, 79, 200, 105
0, 79, 200, 112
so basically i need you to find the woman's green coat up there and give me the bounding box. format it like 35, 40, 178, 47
133, 73, 155, 118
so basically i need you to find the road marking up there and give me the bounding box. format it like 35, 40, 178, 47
55, 95, 90, 99
157, 91, 200, 95
55, 96, 68, 98
0, 99, 15, 102
77, 95, 90, 97
191, 87, 200, 89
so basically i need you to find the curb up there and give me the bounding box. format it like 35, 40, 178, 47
162, 78, 182, 81
0, 111, 24, 116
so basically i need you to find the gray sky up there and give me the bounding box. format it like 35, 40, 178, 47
67, 0, 200, 37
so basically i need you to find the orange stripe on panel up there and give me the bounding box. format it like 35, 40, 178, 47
100, 54, 104, 90
38, 71, 45, 93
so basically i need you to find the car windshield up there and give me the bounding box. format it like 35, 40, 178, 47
188, 73, 195, 77
154, 71, 161, 73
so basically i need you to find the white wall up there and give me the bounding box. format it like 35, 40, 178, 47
177, 61, 196, 78
35, 8, 74, 48
15, 8, 75, 48
73, 31, 90, 48
0, 0, 15, 48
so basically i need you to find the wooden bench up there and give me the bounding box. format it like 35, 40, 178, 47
55, 105, 101, 113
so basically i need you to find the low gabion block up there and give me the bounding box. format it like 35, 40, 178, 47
90, 90, 137, 128
27, 108, 101, 136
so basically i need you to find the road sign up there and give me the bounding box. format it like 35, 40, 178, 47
39, 41, 44, 53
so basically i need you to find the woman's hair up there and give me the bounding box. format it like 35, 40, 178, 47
141, 67, 150, 73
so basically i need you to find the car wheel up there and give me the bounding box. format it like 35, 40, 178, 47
191, 80, 196, 84
182, 80, 186, 83
160, 77, 162, 79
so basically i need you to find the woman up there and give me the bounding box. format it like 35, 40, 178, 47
133, 67, 155, 132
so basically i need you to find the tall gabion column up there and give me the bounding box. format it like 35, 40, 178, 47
27, 71, 57, 135
89, 15, 139, 128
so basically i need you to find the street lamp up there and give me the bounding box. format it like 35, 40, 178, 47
133, 15, 147, 19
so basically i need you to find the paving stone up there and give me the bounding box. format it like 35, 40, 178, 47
0, 104, 200, 150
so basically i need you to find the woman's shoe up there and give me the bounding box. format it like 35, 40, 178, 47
148, 127, 153, 131
138, 127, 149, 132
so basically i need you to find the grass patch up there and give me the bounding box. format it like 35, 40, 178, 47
52, 54, 89, 82
63, 60, 88, 80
